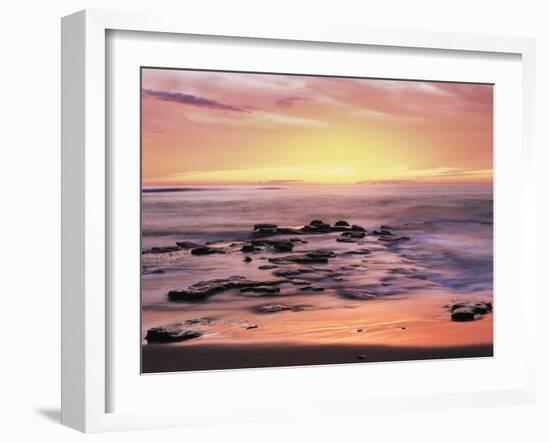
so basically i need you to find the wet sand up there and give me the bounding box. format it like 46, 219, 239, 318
142, 342, 493, 373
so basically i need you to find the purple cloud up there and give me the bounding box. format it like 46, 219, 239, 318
142, 89, 249, 112
275, 96, 308, 108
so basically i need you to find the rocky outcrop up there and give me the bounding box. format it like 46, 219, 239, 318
167, 275, 284, 301
145, 325, 202, 343
190, 246, 226, 255
448, 301, 493, 321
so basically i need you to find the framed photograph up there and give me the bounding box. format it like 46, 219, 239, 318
61, 9, 537, 432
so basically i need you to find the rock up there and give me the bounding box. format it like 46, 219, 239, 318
351, 225, 366, 232
254, 223, 278, 230
269, 252, 332, 265
299, 285, 324, 292
252, 228, 278, 237
142, 268, 166, 275
341, 230, 365, 239
145, 326, 202, 343
241, 244, 260, 253
372, 230, 392, 236
309, 219, 325, 226
243, 256, 252, 262
240, 286, 281, 294
190, 246, 226, 255
246, 325, 259, 330
357, 329, 363, 333
343, 248, 371, 255
168, 275, 284, 301
288, 279, 312, 286
378, 236, 410, 242
336, 237, 356, 243
251, 239, 294, 252
254, 304, 292, 313
254, 304, 309, 313
334, 220, 350, 227
275, 227, 303, 235
450, 301, 492, 316
272, 269, 307, 278
258, 264, 278, 270
175, 241, 202, 249
142, 246, 180, 254
339, 289, 377, 300
451, 307, 477, 322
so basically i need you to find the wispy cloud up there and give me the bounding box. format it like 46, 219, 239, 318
142, 89, 249, 112
275, 96, 308, 108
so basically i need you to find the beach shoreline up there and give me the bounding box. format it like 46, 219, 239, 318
142, 342, 493, 373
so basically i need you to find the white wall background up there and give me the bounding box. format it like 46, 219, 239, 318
0, 1, 547, 440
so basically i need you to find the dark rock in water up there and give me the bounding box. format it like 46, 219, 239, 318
380, 225, 395, 230
337, 237, 356, 243
254, 303, 310, 313
183, 317, 214, 325
246, 324, 259, 330
175, 241, 202, 249
372, 230, 392, 236
301, 223, 331, 233
378, 236, 410, 242
240, 286, 281, 294
351, 225, 366, 232
309, 219, 325, 227
288, 279, 312, 286
254, 223, 278, 230
331, 225, 352, 232
241, 244, 261, 253
254, 304, 292, 313
252, 239, 294, 252
272, 269, 306, 278
243, 256, 252, 263
145, 326, 202, 343
343, 248, 371, 255
269, 251, 333, 265
299, 285, 324, 292
168, 275, 284, 301
339, 289, 377, 300
142, 246, 181, 255
341, 230, 365, 239
258, 264, 278, 270
191, 246, 226, 255
252, 228, 278, 237
143, 268, 166, 274
449, 301, 492, 318
335, 220, 350, 227
451, 307, 477, 322
357, 329, 363, 333
276, 227, 303, 235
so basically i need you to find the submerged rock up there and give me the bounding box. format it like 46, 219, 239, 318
168, 275, 284, 301
254, 223, 278, 231
449, 301, 492, 321
258, 264, 278, 270
451, 307, 477, 322
269, 250, 335, 265
251, 239, 294, 252
142, 246, 181, 254
341, 230, 366, 239
254, 304, 292, 313
254, 303, 310, 314
145, 326, 202, 343
241, 244, 261, 253
175, 241, 202, 249
334, 220, 350, 227
378, 236, 410, 242
240, 286, 281, 294
299, 285, 324, 292
351, 225, 366, 232
243, 256, 252, 263
338, 289, 377, 300
191, 246, 226, 255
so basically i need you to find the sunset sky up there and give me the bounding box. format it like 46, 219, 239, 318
141, 69, 493, 186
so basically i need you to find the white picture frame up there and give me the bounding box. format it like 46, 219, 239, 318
61, 9, 537, 433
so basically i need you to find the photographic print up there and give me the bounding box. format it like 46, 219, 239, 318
140, 68, 493, 373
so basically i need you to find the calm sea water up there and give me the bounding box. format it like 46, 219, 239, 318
142, 183, 493, 299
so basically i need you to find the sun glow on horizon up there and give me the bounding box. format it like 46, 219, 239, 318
141, 69, 493, 186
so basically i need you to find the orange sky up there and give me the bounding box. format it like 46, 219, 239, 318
141, 69, 493, 186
